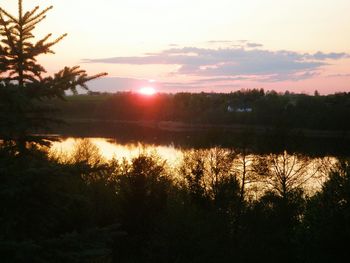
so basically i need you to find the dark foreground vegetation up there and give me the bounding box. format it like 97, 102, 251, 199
1, 141, 350, 262
56, 90, 350, 132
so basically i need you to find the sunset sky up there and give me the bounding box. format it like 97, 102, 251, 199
4, 0, 350, 94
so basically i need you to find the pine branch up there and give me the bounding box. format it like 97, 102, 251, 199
23, 22, 36, 33
0, 0, 107, 148
22, 6, 40, 22
23, 14, 47, 31
0, 15, 17, 54
25, 6, 53, 25
34, 33, 52, 46
41, 33, 67, 51
0, 8, 18, 23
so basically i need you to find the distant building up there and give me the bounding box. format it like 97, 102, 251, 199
227, 105, 235, 112
236, 107, 253, 113
227, 105, 253, 113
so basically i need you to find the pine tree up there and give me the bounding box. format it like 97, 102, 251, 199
0, 0, 106, 152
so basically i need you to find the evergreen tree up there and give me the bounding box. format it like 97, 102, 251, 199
0, 0, 106, 151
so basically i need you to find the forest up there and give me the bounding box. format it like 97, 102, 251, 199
56, 90, 350, 132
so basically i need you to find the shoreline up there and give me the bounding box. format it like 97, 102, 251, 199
60, 118, 350, 139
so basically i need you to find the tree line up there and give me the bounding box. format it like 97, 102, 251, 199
56, 90, 350, 132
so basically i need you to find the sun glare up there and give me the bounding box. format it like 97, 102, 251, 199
138, 86, 156, 96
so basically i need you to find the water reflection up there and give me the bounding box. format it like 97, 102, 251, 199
50, 137, 335, 195
50, 137, 184, 168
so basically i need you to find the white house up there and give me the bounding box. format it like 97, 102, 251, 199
236, 107, 253, 113
227, 106, 235, 112
227, 106, 253, 113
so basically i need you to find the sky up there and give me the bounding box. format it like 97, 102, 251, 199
3, 0, 350, 94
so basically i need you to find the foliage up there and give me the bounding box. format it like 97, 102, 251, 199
302, 159, 350, 262
254, 151, 316, 198
56, 90, 350, 133
0, 0, 106, 149
0, 147, 120, 262
1, 138, 350, 262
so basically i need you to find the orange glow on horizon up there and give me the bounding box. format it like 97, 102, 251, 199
138, 86, 156, 96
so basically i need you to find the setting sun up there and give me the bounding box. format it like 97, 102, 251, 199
138, 86, 156, 96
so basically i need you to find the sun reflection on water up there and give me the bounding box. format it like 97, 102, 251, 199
50, 137, 184, 168
50, 137, 336, 196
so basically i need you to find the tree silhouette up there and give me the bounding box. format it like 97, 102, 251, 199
180, 150, 209, 207
303, 159, 350, 263
255, 151, 318, 199
0, 0, 106, 151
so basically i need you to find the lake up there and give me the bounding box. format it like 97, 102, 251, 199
50, 137, 336, 195
50, 137, 184, 169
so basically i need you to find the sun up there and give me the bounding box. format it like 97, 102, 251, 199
138, 86, 156, 96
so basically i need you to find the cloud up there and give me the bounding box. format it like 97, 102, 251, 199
207, 40, 264, 49
84, 46, 348, 83
196, 76, 254, 82
160, 80, 241, 92
246, 42, 263, 48
207, 40, 234, 44
87, 76, 243, 93
261, 71, 320, 82
87, 77, 155, 92
310, 51, 348, 60
326, 73, 350, 78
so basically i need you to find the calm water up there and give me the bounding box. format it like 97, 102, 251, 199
50, 137, 184, 168
50, 137, 335, 194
